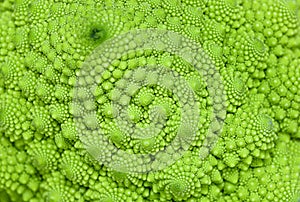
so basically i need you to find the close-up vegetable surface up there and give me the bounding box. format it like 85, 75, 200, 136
0, 0, 299, 201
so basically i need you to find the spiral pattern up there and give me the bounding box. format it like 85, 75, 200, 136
73, 29, 226, 173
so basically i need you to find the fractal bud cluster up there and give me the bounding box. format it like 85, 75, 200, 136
0, 0, 299, 201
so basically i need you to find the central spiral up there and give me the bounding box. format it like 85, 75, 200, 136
73, 29, 226, 173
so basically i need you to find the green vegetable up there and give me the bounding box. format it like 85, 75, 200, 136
0, 0, 299, 201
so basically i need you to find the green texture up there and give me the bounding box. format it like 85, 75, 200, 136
0, 0, 299, 201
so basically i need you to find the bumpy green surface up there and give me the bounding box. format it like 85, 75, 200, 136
0, 0, 300, 201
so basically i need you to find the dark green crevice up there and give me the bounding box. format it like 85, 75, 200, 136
90, 27, 106, 40
0, 189, 11, 202
88, 24, 109, 45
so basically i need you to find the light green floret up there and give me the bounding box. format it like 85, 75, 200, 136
0, 137, 40, 202
28, 105, 59, 136
41, 172, 84, 202
36, 77, 55, 104
152, 96, 175, 117
49, 103, 70, 123
0, 54, 25, 90
82, 112, 98, 129
59, 150, 96, 186
18, 71, 37, 101
149, 155, 202, 201
54, 132, 69, 149
223, 152, 240, 168
28, 22, 48, 49
44, 64, 60, 83
231, 137, 300, 202
248, 113, 278, 151
200, 19, 226, 45
26, 139, 60, 173
24, 51, 48, 74
186, 72, 205, 96
218, 97, 279, 171
137, 136, 157, 152
206, 0, 242, 24
54, 84, 71, 102
13, 27, 30, 53
84, 177, 141, 202
101, 103, 118, 119
0, 91, 32, 142
184, 24, 203, 42
125, 83, 139, 98
61, 118, 77, 141
136, 87, 155, 107
133, 67, 147, 82
162, 0, 183, 16
127, 104, 143, 123
166, 16, 182, 32
222, 67, 249, 112
103, 122, 128, 148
